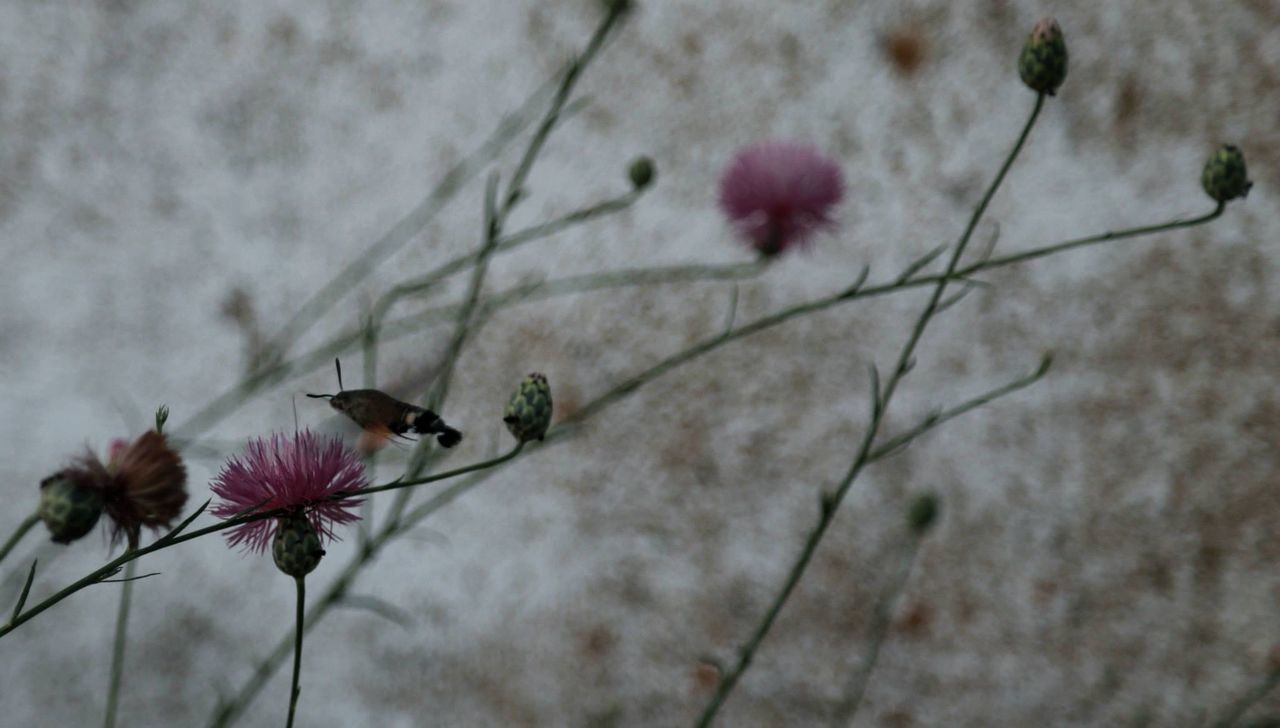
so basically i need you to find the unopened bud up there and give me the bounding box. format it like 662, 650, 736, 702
272, 512, 325, 578
1201, 144, 1252, 203
504, 373, 553, 443
1018, 18, 1068, 96
37, 474, 104, 544
906, 493, 939, 534
628, 156, 656, 190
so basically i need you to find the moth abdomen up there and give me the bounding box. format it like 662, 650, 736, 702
402, 407, 463, 448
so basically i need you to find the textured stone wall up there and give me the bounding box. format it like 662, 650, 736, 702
1, 1, 1276, 725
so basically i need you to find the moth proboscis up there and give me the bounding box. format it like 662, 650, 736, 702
306, 359, 463, 448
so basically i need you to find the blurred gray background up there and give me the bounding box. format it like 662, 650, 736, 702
1, 1, 1278, 726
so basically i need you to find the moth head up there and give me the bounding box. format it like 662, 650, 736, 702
305, 358, 350, 413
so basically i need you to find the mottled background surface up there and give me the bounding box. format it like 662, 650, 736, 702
1, 1, 1278, 726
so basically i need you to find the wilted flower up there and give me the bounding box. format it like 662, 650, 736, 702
39, 431, 188, 546
211, 430, 368, 554
718, 142, 844, 258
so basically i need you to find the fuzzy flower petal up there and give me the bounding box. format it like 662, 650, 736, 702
718, 141, 845, 257
211, 430, 368, 553
47, 431, 189, 547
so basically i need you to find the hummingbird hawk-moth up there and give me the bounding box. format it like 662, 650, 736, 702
307, 359, 463, 448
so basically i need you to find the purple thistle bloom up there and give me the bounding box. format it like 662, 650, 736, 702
211, 430, 368, 553
718, 141, 845, 258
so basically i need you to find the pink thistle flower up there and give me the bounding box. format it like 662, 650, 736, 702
718, 141, 845, 258
211, 430, 368, 553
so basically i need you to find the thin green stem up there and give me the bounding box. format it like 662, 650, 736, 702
103, 558, 136, 728
831, 533, 925, 726
356, 445, 524, 497
201, 340, 1050, 728
695, 93, 1046, 727
285, 576, 306, 728
8, 559, 37, 626
169, 78, 549, 444
0, 447, 523, 641
499, 2, 627, 215
0, 513, 39, 566
202, 191, 1224, 723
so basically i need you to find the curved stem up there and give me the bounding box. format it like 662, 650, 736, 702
0, 446, 524, 641
695, 93, 1046, 727
103, 558, 136, 728
831, 534, 924, 725
285, 576, 306, 728
0, 513, 39, 566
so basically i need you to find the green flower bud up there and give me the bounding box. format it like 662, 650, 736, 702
1018, 18, 1068, 96
906, 493, 939, 534
628, 156, 656, 190
272, 512, 325, 578
1201, 144, 1252, 203
37, 474, 104, 544
504, 373, 553, 443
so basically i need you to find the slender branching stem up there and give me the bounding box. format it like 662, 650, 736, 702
7, 559, 37, 627
285, 576, 306, 728
169, 75, 551, 444
0, 179, 1221, 641
695, 93, 1046, 727
0, 446, 523, 640
831, 533, 926, 725
0, 513, 39, 566
103, 558, 136, 728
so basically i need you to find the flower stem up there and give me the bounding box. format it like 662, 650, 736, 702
285, 576, 306, 728
0, 447, 523, 641
103, 558, 136, 728
0, 513, 39, 566
830, 532, 925, 725
695, 93, 1046, 727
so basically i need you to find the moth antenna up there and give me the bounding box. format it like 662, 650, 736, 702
334, 358, 345, 392
291, 394, 300, 434
305, 393, 333, 400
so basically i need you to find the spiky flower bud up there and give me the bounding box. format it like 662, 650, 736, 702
628, 156, 656, 190
906, 493, 939, 534
272, 512, 325, 578
1018, 18, 1067, 96
37, 474, 104, 544
504, 373, 553, 443
1201, 144, 1252, 203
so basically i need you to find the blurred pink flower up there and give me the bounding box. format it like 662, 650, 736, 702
211, 430, 368, 553
718, 141, 845, 257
